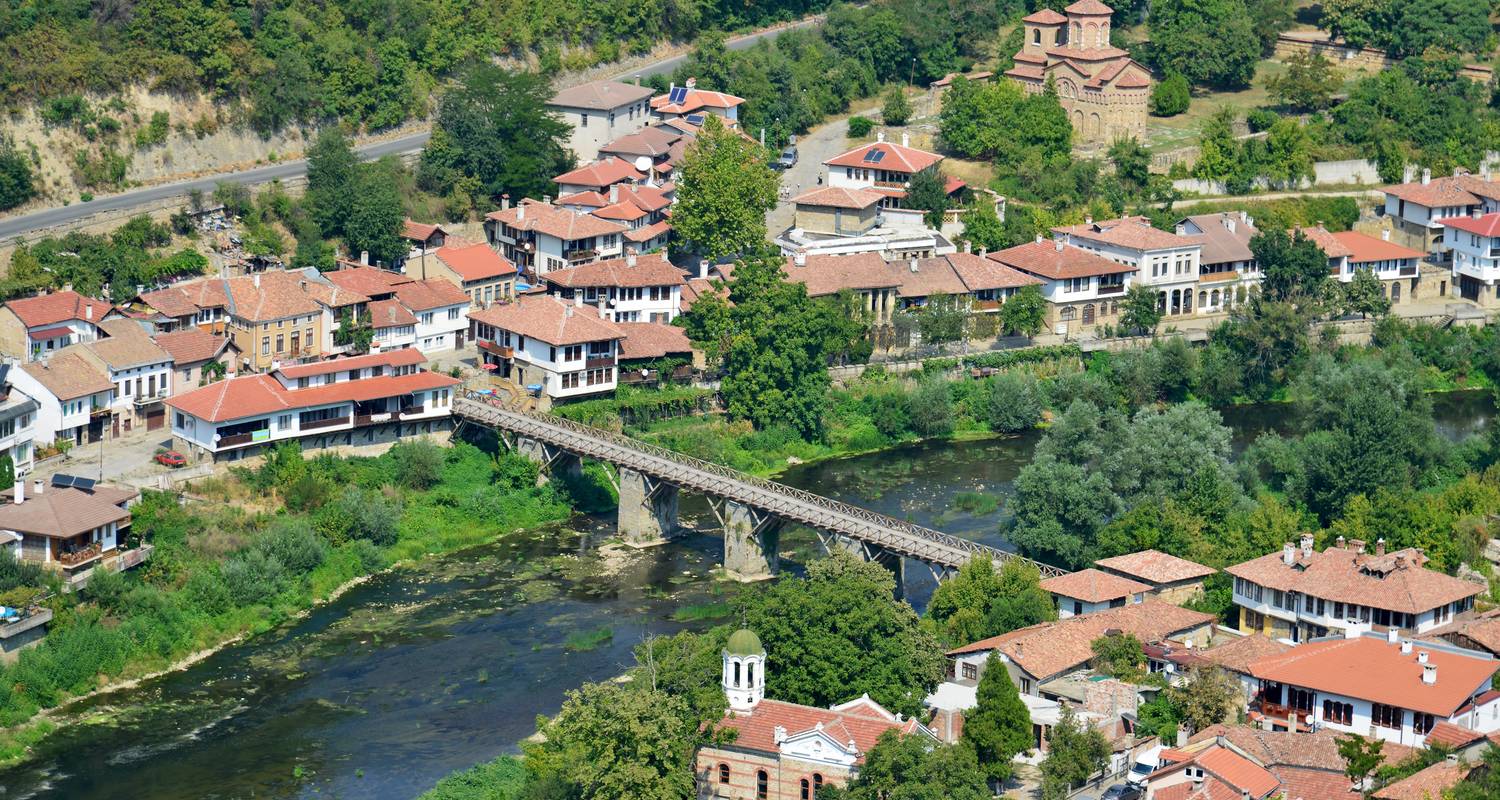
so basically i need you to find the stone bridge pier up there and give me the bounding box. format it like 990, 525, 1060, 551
514, 435, 581, 485
617, 467, 679, 547
715, 500, 782, 582
823, 534, 907, 600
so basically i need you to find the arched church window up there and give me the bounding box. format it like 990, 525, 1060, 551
757, 770, 769, 800
719, 764, 731, 784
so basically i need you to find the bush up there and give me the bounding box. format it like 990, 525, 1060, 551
1150, 73, 1190, 117
220, 549, 288, 606
257, 519, 329, 575
391, 440, 445, 490
868, 384, 912, 439
882, 86, 912, 126
135, 111, 170, 148
0, 139, 37, 212
848, 116, 874, 138
316, 485, 400, 546
0, 548, 45, 593
1246, 108, 1278, 133
909, 377, 954, 437
983, 373, 1045, 433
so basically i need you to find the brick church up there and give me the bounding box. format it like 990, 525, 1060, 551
694, 629, 937, 799
1004, 0, 1152, 144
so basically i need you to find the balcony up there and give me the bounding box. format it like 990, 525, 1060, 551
57, 542, 102, 568
873, 180, 907, 189
585, 356, 615, 369
565, 248, 598, 264
301, 415, 350, 431
1096, 283, 1126, 296
1399, 265, 1418, 277
133, 390, 169, 407
217, 432, 258, 447
399, 405, 425, 418
354, 412, 393, 427
479, 341, 514, 358
1198, 271, 1241, 284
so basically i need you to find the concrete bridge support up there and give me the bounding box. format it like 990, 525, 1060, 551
819, 534, 907, 599
617, 467, 679, 547
718, 500, 782, 581
514, 435, 581, 484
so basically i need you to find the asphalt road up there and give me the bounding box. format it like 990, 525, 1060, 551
0, 16, 822, 242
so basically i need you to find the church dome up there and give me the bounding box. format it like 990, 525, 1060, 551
726, 628, 763, 656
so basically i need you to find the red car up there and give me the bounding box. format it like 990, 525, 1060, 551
154, 450, 187, 468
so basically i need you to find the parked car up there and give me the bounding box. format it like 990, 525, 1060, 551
154, 450, 187, 468
1101, 783, 1143, 800
773, 146, 798, 170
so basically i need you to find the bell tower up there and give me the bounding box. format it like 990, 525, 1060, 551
723, 628, 766, 712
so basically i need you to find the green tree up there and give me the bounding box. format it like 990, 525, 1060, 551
1120, 284, 1162, 335
0, 138, 37, 212
418, 63, 572, 205
1267, 52, 1341, 112
1150, 0, 1262, 89
906, 166, 950, 229
939, 77, 1070, 165
960, 200, 1005, 251
882, 86, 912, 126
1343, 268, 1392, 319
1090, 632, 1145, 680
1040, 706, 1110, 800
672, 116, 779, 262
304, 127, 358, 237
1168, 666, 1237, 734
523, 681, 696, 800
915, 293, 967, 344
999, 285, 1047, 340
737, 551, 946, 718
822, 731, 990, 800
1109, 137, 1151, 193
343, 161, 406, 267
1336, 732, 1385, 790
908, 376, 955, 437
1262, 118, 1314, 189
0, 454, 13, 492
924, 556, 1055, 647
983, 372, 1046, 434
964, 653, 1033, 781
419, 756, 527, 800
1451, 743, 1500, 800
1252, 229, 1329, 305
1149, 73, 1191, 117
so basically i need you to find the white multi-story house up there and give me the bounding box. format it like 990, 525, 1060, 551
1246, 631, 1500, 747
1177, 211, 1260, 314
1228, 535, 1481, 643
557, 183, 675, 255
166, 349, 459, 462
1298, 227, 1425, 305
469, 295, 623, 400
1039, 568, 1149, 619
0, 366, 37, 476
986, 237, 1138, 336
649, 79, 744, 129
1441, 211, 1500, 306
392, 279, 470, 352
1053, 216, 1203, 319
1382, 169, 1500, 256
824, 133, 948, 211
547, 80, 655, 163
542, 251, 685, 324
0, 290, 115, 362
10, 349, 114, 447
367, 299, 418, 352
77, 319, 174, 434
484, 199, 628, 280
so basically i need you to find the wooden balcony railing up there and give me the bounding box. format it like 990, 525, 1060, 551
400, 405, 425, 418
217, 432, 257, 447
479, 341, 514, 358
301, 415, 350, 431
1097, 284, 1127, 296
585, 356, 615, 369
58, 542, 101, 567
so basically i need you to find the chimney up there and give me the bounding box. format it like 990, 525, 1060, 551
1225, 217, 1236, 234
964, 240, 972, 254
685, 77, 696, 89
1381, 229, 1391, 241
1085, 216, 1093, 225
1387, 627, 1399, 644
1422, 168, 1431, 185
610, 184, 619, 203
12, 476, 21, 505
626, 249, 637, 268
573, 294, 583, 307
979, 247, 987, 258
1175, 223, 1187, 236
773, 725, 787, 744
598, 305, 607, 319
85, 304, 93, 320
901, 131, 910, 148
1376, 538, 1386, 556
1054, 238, 1064, 252
542, 196, 552, 205
793, 252, 807, 267
1282, 542, 1296, 565
1351, 539, 1366, 554
1423, 663, 1437, 685
1418, 650, 1429, 664
877, 131, 885, 144
1336, 535, 1346, 550
699, 259, 712, 278
517, 203, 526, 221
1401, 639, 1413, 654
909, 257, 919, 273
501, 194, 511, 210
360, 251, 370, 266
32, 478, 43, 496
1240, 210, 1250, 224
253, 273, 261, 288
565, 304, 574, 318
1035, 234, 1044, 244
1300, 533, 1314, 558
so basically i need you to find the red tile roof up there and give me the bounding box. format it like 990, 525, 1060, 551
1022, 8, 1067, 23
948, 601, 1214, 681
401, 220, 445, 242
1226, 544, 1481, 615
1251, 636, 1499, 716
617, 322, 694, 360
485, 200, 628, 241
553, 157, 646, 189
1189, 724, 1413, 772
325, 266, 411, 298
468, 295, 624, 346
278, 349, 426, 379
1292, 225, 1354, 259
1054, 216, 1202, 252
153, 328, 230, 365
549, 79, 653, 111
1372, 759, 1474, 800
987, 239, 1136, 279
222, 271, 324, 321
946, 252, 1043, 291
1424, 720, 1487, 749
1040, 568, 1150, 603
1272, 767, 1360, 800
1066, 0, 1114, 14
1429, 609, 1500, 654
1330, 231, 1423, 264
792, 186, 885, 210
392, 278, 469, 311
5, 290, 113, 329
1440, 212, 1500, 236
1194, 635, 1293, 676
712, 698, 922, 763
542, 252, 684, 289
825, 141, 943, 174
167, 367, 458, 423
1382, 176, 1483, 208
19, 349, 112, 400
650, 86, 745, 115
367, 299, 418, 329
434, 242, 516, 282
0, 485, 133, 538
785, 253, 904, 296
624, 219, 673, 243
1095, 549, 1216, 585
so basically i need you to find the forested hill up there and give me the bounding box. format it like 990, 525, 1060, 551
0, 0, 849, 134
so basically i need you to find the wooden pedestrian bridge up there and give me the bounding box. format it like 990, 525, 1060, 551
454, 393, 1065, 588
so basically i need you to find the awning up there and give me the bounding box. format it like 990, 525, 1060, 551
29, 326, 72, 341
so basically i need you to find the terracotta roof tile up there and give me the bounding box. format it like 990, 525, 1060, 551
898, 255, 971, 298
1424, 720, 1487, 749
624, 219, 673, 243
153, 328, 230, 365
19, 349, 113, 400
325, 266, 411, 298
712, 698, 923, 764
1066, 0, 1114, 14
785, 253, 904, 296
433, 242, 516, 282
1272, 767, 1360, 800
1095, 549, 1216, 585
1180, 213, 1259, 266
617, 322, 693, 360
1429, 610, 1500, 654
1382, 176, 1484, 208
600, 126, 686, 159
401, 220, 445, 242
1189, 724, 1412, 771
367, 299, 418, 328
5, 290, 113, 329
1440, 212, 1500, 236
987, 239, 1137, 280
1249, 636, 1498, 717
392, 278, 469, 311
948, 601, 1215, 681
792, 186, 885, 210
542, 252, 684, 289
1331, 231, 1424, 264
553, 157, 645, 189
1194, 635, 1292, 675
650, 86, 745, 115
1054, 216, 1202, 252
1293, 225, 1354, 259
549, 80, 653, 111
222, 271, 323, 322
1372, 759, 1474, 800
1225, 545, 1481, 615
825, 142, 943, 174
485, 200, 629, 242
87, 318, 171, 369
1023, 8, 1067, 23
468, 295, 624, 346
167, 363, 457, 423
1040, 568, 1150, 603
277, 349, 425, 379
947, 252, 1043, 291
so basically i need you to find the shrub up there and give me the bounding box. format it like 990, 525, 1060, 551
867, 384, 912, 439
221, 549, 288, 606
258, 519, 329, 575
848, 116, 875, 138
983, 373, 1045, 433
1246, 108, 1278, 133
136, 111, 170, 148
909, 377, 954, 437
0, 548, 44, 593
317, 485, 400, 546
882, 87, 912, 126
391, 440, 445, 490
1150, 73, 1190, 117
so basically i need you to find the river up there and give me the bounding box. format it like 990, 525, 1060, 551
0, 392, 1492, 799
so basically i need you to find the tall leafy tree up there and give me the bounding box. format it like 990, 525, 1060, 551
1150, 0, 1261, 89
1168, 666, 1238, 734
1342, 268, 1391, 319
671, 116, 779, 262
523, 681, 696, 800
906, 167, 950, 229
1040, 706, 1110, 800
737, 552, 946, 718
342, 160, 406, 267
821, 731, 990, 800
925, 556, 1055, 648
1267, 52, 1342, 112
964, 653, 1033, 782
0, 138, 36, 212
1251, 229, 1329, 305
419, 63, 572, 205
1120, 284, 1162, 335
999, 286, 1047, 341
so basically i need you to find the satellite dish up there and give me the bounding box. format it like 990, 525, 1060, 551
634, 156, 652, 173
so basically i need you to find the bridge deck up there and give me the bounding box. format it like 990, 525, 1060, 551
455, 396, 1065, 576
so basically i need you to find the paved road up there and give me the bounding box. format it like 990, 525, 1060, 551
0, 17, 823, 242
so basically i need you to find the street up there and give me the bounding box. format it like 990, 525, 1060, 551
767, 116, 856, 235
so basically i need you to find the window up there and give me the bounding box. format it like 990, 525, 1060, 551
580, 113, 588, 127
1288, 687, 1314, 712
1063, 277, 1089, 293
276, 335, 285, 353
262, 337, 271, 356
814, 774, 823, 795
1323, 700, 1353, 725
564, 345, 583, 362
1372, 703, 1404, 730
586, 368, 610, 386
801, 779, 810, 800
1033, 28, 1041, 44
1414, 713, 1436, 735
961, 661, 978, 680
562, 372, 581, 390
719, 764, 730, 784
278, 414, 293, 429
421, 312, 434, 325
448, 308, 460, 321
757, 770, 769, 800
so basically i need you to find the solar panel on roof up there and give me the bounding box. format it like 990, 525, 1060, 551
52, 474, 75, 488
72, 476, 96, 492
863, 148, 885, 164
668, 86, 689, 105
685, 113, 705, 124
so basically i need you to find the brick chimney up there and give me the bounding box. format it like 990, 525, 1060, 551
1282, 542, 1296, 565
1300, 533, 1314, 558
1375, 538, 1386, 556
